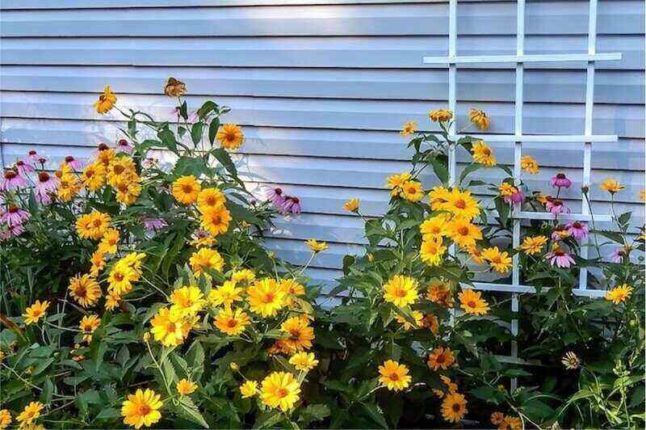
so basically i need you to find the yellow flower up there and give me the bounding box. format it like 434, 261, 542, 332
94, 85, 117, 114
169, 285, 206, 315
216, 124, 245, 150
107, 252, 146, 295
498, 182, 517, 198
605, 284, 632, 304
114, 175, 142, 206
240, 380, 258, 398
81, 161, 107, 191
306, 239, 328, 253
164, 77, 187, 97
469, 108, 490, 130
458, 289, 489, 316
76, 211, 112, 240
289, 352, 319, 372
279, 279, 306, 297
427, 280, 454, 307
214, 308, 250, 336
400, 180, 424, 202
247, 278, 286, 317
98, 228, 120, 255
176, 379, 197, 396
189, 231, 216, 248
0, 409, 11, 430
440, 188, 481, 221
519, 236, 548, 256
172, 175, 201, 205
106, 156, 136, 187
200, 206, 231, 236
500, 416, 522, 430
472, 140, 496, 166
280, 316, 315, 352
427, 346, 456, 371
420, 215, 449, 239
400, 121, 418, 136
385, 172, 412, 196
640, 189, 646, 202
23, 300, 50, 325
378, 360, 412, 392
446, 219, 482, 249
68, 274, 102, 308
428, 185, 451, 208
490, 411, 505, 425
482, 246, 512, 273
150, 307, 192, 347
197, 188, 226, 213
420, 236, 447, 266
231, 269, 256, 284
105, 290, 122, 311
429, 109, 453, 122
521, 155, 539, 174
395, 310, 424, 331
441, 392, 467, 423
16, 402, 44, 426
260, 371, 301, 411
121, 388, 163, 429
600, 178, 624, 194
57, 173, 81, 202
343, 198, 360, 213
189, 248, 224, 277
383, 275, 418, 308
79, 314, 101, 343
209, 281, 244, 307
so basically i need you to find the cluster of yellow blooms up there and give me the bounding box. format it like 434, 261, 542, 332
0, 401, 46, 430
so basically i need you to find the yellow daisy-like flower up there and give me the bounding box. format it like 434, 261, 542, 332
176, 379, 197, 396
428, 185, 450, 207
383, 275, 418, 308
150, 307, 192, 347
343, 198, 360, 213
306, 239, 328, 253
458, 289, 490, 316
401, 121, 418, 136
378, 360, 412, 392
81, 161, 107, 191
106, 156, 136, 187
395, 310, 424, 331
169, 285, 206, 315
189, 248, 224, 277
441, 392, 468, 423
420, 236, 447, 266
200, 206, 231, 236
231, 269, 256, 284
121, 388, 163, 429
519, 235, 548, 256
98, 228, 120, 255
68, 274, 102, 308
521, 155, 539, 174
429, 109, 453, 122
16, 402, 44, 426
385, 172, 412, 196
172, 175, 201, 205
76, 211, 112, 240
107, 253, 145, 295
400, 180, 424, 202
482, 246, 512, 273
500, 416, 522, 430
214, 307, 250, 336
79, 314, 101, 343
605, 284, 633, 304
23, 300, 50, 325
469, 108, 490, 130
57, 173, 82, 202
240, 380, 258, 398
472, 140, 496, 166
427, 280, 454, 307
197, 188, 226, 213
441, 188, 481, 221
94, 85, 117, 114
289, 352, 319, 372
446, 219, 482, 249
114, 175, 142, 206
209, 281, 244, 307
105, 290, 122, 311
247, 278, 286, 317
498, 182, 517, 198
217, 124, 245, 150
280, 316, 315, 352
427, 346, 456, 371
260, 371, 301, 412
600, 178, 624, 194
420, 215, 449, 239
0, 409, 11, 430
279, 278, 306, 297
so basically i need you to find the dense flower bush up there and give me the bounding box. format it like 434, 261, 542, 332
0, 80, 643, 429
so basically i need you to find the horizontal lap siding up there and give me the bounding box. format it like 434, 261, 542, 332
1, 1, 644, 288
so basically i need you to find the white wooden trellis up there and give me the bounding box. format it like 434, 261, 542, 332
422, 0, 622, 369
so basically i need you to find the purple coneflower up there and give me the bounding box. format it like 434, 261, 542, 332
503, 189, 524, 205
281, 196, 302, 215
551, 173, 572, 189
0, 223, 25, 241
116, 139, 134, 154
63, 155, 83, 171
266, 187, 285, 207
567, 221, 588, 241
27, 150, 39, 161
15, 159, 35, 175
546, 246, 576, 268
35, 172, 60, 204
545, 197, 569, 215
551, 225, 571, 241
1, 170, 28, 191
1, 204, 30, 226
143, 217, 168, 232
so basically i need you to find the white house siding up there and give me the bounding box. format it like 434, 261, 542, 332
1, 0, 644, 288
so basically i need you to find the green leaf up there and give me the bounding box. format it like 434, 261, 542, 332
459, 163, 483, 185
211, 148, 238, 178
176, 397, 210, 428
95, 408, 122, 420
429, 156, 449, 184
361, 402, 388, 429
208, 118, 220, 145
157, 128, 178, 153
197, 100, 217, 119
191, 122, 204, 145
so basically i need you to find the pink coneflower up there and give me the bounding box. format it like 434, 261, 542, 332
545, 197, 569, 215
37, 157, 49, 167
551, 173, 572, 189
503, 189, 524, 205
567, 221, 588, 241
35, 172, 60, 204
551, 225, 571, 241
116, 139, 134, 154
0, 222, 25, 241
63, 155, 83, 171
281, 196, 301, 215
143, 217, 167, 232
27, 150, 39, 161
546, 246, 576, 268
266, 187, 285, 207
1, 170, 28, 191
15, 159, 35, 175
1, 204, 30, 226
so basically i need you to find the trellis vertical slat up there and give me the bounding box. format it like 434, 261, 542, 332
447, 0, 457, 187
